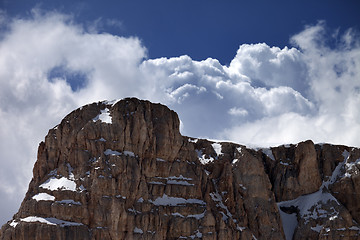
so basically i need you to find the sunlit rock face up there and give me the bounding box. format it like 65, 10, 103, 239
1, 98, 360, 240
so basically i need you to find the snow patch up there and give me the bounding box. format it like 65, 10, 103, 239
196, 150, 215, 165
150, 194, 206, 206
123, 151, 135, 157
104, 149, 135, 157
344, 157, 360, 178
323, 150, 350, 188
133, 227, 143, 234
116, 194, 126, 199
149, 181, 165, 185
210, 192, 234, 221
262, 148, 275, 160
20, 216, 83, 227
232, 158, 239, 164
212, 143, 222, 156
168, 175, 193, 180
104, 149, 121, 156
78, 184, 86, 192
278, 206, 298, 240
172, 212, 185, 218
9, 220, 19, 228
276, 152, 350, 240
48, 169, 58, 176
311, 224, 323, 233
32, 193, 55, 202
349, 226, 360, 230
39, 177, 77, 192
103, 99, 120, 107
237, 225, 246, 231
56, 199, 81, 205
280, 161, 290, 166
66, 163, 75, 180
187, 211, 206, 220
93, 108, 112, 124
166, 180, 194, 186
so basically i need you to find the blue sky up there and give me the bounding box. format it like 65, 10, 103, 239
0, 0, 360, 226
3, 0, 360, 63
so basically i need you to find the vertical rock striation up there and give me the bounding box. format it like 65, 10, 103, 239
1, 98, 359, 239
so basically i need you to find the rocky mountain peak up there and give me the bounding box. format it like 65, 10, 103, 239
1, 98, 360, 240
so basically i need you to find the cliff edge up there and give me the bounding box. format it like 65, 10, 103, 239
1, 98, 360, 240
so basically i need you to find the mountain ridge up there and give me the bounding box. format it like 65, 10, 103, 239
1, 98, 360, 240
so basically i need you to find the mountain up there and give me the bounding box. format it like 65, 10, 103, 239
1, 98, 360, 240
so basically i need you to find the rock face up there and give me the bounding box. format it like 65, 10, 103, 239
1, 98, 360, 240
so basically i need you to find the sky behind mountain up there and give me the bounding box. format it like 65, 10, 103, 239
1, 0, 360, 226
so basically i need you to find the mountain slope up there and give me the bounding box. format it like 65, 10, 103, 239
1, 98, 360, 240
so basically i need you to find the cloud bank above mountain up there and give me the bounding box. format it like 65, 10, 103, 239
0, 10, 360, 225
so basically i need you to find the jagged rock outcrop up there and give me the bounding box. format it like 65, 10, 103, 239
1, 98, 360, 240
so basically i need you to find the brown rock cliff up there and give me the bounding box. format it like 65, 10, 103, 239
1, 98, 360, 240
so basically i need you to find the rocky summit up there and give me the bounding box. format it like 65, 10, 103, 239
1, 98, 360, 240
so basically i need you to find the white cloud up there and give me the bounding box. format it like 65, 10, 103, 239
228, 107, 248, 117
0, 10, 147, 225
0, 12, 359, 227
227, 43, 309, 96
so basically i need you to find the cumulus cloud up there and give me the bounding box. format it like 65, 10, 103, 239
0, 11, 360, 226
0, 10, 147, 225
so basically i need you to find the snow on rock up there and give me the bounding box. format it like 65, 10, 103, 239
188, 138, 198, 143
277, 205, 298, 240
276, 152, 352, 240
166, 180, 194, 186
236, 147, 243, 156
20, 216, 83, 227
66, 163, 75, 180
211, 143, 222, 156
311, 224, 324, 233
56, 199, 81, 205
148, 181, 166, 185
344, 156, 360, 178
278, 190, 339, 221
48, 169, 58, 176
123, 151, 135, 157
9, 220, 19, 228
32, 193, 55, 202
104, 149, 135, 157
104, 149, 121, 156
149, 194, 206, 206
39, 177, 77, 192
279, 161, 290, 166
172, 212, 185, 218
323, 150, 350, 188
133, 227, 143, 234
103, 99, 121, 107
116, 194, 127, 199
196, 150, 215, 165
78, 184, 86, 192
168, 175, 193, 180
92, 108, 112, 124
187, 211, 206, 220
262, 148, 275, 161
210, 192, 234, 222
